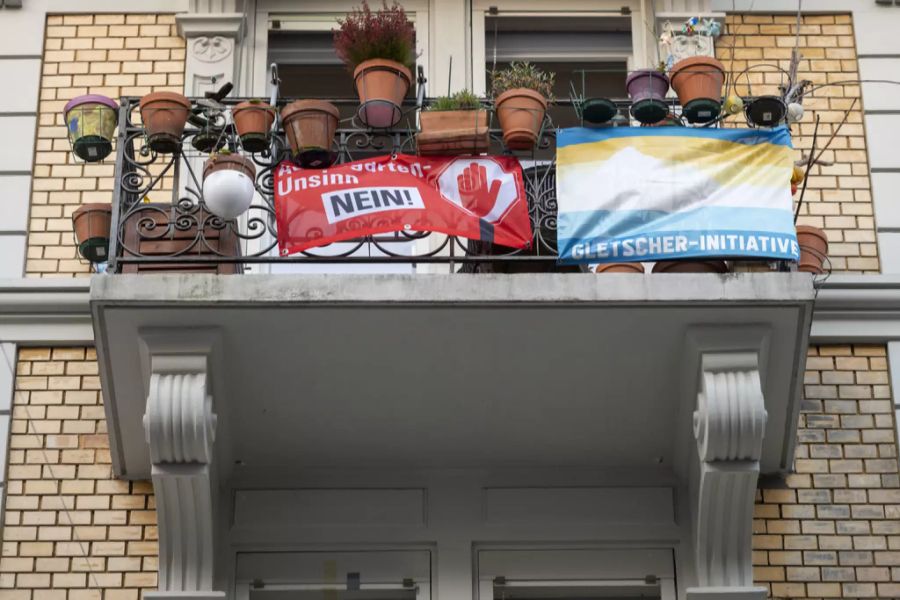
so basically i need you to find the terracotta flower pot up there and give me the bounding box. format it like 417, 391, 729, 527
795, 225, 828, 274
281, 100, 340, 168
668, 56, 725, 123
64, 94, 118, 162
495, 88, 548, 151
232, 101, 277, 153
652, 260, 729, 274
353, 58, 412, 129
595, 262, 646, 273
72, 203, 112, 263
625, 69, 669, 125
139, 91, 191, 154
417, 109, 489, 155
203, 153, 256, 180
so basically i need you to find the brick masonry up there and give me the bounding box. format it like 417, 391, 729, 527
5, 8, 897, 600
2, 345, 896, 599
718, 14, 879, 273
26, 14, 184, 278
754, 345, 900, 599
1, 348, 156, 600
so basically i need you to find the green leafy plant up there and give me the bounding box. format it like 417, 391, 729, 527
333, 1, 416, 70
490, 62, 556, 101
426, 90, 482, 111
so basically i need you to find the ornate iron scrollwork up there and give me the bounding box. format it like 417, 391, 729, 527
109, 96, 569, 272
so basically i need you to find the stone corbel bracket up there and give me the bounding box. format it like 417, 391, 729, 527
655, 12, 726, 65
176, 11, 246, 96
141, 330, 226, 600
687, 350, 768, 600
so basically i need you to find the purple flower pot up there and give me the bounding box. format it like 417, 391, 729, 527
626, 69, 669, 102
625, 69, 670, 124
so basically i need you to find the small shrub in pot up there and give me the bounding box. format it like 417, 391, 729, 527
491, 62, 554, 151
417, 90, 488, 155
334, 1, 416, 128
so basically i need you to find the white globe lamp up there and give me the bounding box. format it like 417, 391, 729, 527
202, 154, 256, 220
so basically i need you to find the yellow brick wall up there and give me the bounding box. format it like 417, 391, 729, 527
753, 345, 900, 599
0, 349, 157, 600
27, 14, 185, 278
718, 14, 878, 273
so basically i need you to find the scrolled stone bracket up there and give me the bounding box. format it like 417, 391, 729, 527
143, 352, 225, 600
687, 351, 768, 600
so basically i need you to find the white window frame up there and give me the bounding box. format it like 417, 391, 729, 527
251, 0, 431, 99
242, 0, 431, 274
470, 0, 650, 96
475, 546, 677, 600
233, 548, 433, 600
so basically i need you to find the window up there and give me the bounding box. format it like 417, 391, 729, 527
268, 19, 417, 123
235, 550, 432, 600
483, 15, 632, 130
262, 14, 426, 273
476, 549, 676, 600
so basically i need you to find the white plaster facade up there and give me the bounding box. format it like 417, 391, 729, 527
2, 1, 900, 600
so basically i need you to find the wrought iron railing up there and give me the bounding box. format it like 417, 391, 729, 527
107, 96, 638, 274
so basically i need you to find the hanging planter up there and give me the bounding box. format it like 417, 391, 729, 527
491, 62, 554, 151
626, 69, 670, 125
64, 95, 118, 162
191, 120, 227, 153
595, 262, 645, 274
354, 59, 412, 128
281, 100, 340, 168
334, 1, 416, 129
417, 91, 488, 155
795, 225, 828, 274
580, 98, 618, 125
232, 99, 277, 153
652, 260, 729, 274
745, 95, 786, 128
139, 91, 191, 154
202, 152, 257, 220
668, 56, 725, 123
495, 89, 548, 150
72, 203, 112, 263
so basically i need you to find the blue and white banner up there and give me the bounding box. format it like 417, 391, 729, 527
556, 126, 800, 264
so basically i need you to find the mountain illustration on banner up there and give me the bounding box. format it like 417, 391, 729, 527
556, 126, 800, 264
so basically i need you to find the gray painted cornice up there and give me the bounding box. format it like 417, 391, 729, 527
810, 275, 900, 342
0, 274, 898, 345
0, 278, 92, 345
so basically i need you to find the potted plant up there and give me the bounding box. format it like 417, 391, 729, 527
491, 62, 554, 151
202, 150, 257, 220
668, 56, 725, 123
334, 0, 415, 129
64, 95, 118, 162
72, 203, 112, 263
232, 99, 277, 153
281, 100, 341, 168
139, 91, 191, 153
417, 90, 489, 155
652, 260, 728, 274
595, 263, 645, 274
795, 225, 828, 274
626, 68, 669, 125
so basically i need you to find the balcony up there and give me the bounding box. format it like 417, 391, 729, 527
90, 95, 816, 600
106, 95, 581, 274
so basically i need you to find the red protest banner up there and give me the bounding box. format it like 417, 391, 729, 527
274, 154, 533, 255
